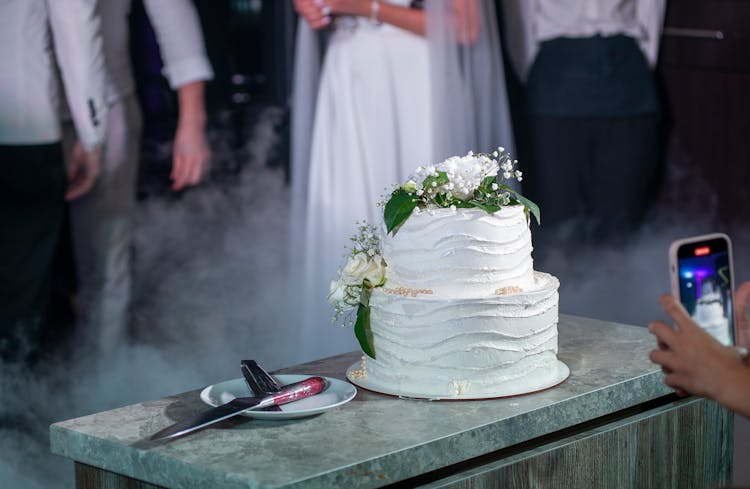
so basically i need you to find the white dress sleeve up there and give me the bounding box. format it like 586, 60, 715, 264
636, 0, 667, 68
46, 0, 107, 150
142, 0, 214, 89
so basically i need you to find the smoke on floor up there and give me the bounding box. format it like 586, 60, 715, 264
1, 110, 747, 487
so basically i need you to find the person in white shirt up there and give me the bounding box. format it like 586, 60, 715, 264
65, 0, 214, 354
503, 0, 666, 244
0, 0, 107, 362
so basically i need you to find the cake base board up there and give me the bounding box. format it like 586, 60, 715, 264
345, 360, 570, 401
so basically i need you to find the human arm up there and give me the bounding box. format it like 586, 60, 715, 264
297, 0, 425, 36
142, 0, 214, 190
65, 141, 102, 200
296, 0, 481, 40
172, 81, 211, 190
734, 281, 750, 349
649, 289, 750, 418
636, 0, 667, 68
46, 0, 107, 199
294, 0, 332, 29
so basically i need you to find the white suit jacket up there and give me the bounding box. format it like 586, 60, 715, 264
0, 0, 106, 150
102, 0, 214, 104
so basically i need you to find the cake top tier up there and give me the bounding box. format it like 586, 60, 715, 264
381, 205, 535, 298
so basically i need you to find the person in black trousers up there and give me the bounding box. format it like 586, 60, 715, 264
0, 0, 107, 363
503, 0, 667, 245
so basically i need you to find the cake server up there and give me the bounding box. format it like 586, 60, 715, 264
241, 359, 283, 412
150, 376, 329, 440
241, 360, 282, 394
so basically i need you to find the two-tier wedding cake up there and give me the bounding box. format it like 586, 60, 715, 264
330, 150, 568, 399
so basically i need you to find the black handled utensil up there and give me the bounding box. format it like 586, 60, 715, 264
241, 359, 283, 411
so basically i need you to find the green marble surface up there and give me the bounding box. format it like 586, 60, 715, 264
50, 314, 672, 489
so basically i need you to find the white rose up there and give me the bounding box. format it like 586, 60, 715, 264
342, 252, 371, 284
327, 280, 347, 307
363, 255, 386, 287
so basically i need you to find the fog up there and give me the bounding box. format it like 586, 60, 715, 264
1, 110, 747, 487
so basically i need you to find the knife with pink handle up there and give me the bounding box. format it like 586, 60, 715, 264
150, 376, 329, 440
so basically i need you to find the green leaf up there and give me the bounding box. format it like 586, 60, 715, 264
423, 171, 449, 190
384, 189, 417, 233
470, 202, 501, 214
354, 303, 376, 359
511, 192, 541, 225
494, 184, 541, 225
479, 175, 497, 191
453, 200, 474, 209
359, 284, 370, 307
434, 193, 449, 207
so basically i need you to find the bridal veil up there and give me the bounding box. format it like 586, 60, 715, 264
288, 1, 515, 362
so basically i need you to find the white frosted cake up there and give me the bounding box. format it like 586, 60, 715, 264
360, 206, 564, 398
334, 150, 568, 399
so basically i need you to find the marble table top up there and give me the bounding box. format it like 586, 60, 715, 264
50, 314, 672, 489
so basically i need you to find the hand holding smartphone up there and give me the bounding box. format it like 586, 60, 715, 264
669, 233, 735, 346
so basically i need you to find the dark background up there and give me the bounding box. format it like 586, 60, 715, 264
131, 0, 749, 226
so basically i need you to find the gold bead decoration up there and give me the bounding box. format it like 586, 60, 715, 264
349, 355, 368, 380
495, 285, 523, 295
382, 287, 434, 297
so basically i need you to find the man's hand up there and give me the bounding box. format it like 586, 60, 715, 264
171, 121, 211, 191
66, 141, 102, 200
172, 81, 211, 191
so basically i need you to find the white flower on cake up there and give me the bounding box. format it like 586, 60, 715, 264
327, 279, 350, 306
341, 252, 370, 284
383, 148, 538, 235
341, 251, 386, 287
328, 222, 386, 359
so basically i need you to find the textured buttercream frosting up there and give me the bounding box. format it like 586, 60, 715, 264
363, 205, 564, 398
382, 206, 534, 298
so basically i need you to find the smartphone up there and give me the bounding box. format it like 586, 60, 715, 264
669, 233, 735, 346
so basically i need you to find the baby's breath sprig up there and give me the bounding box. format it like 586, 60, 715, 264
348, 221, 380, 258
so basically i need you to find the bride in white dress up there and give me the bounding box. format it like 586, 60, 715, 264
290, 0, 514, 361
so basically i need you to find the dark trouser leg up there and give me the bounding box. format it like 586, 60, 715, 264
0, 144, 65, 362
525, 116, 593, 247
526, 114, 660, 247
585, 114, 660, 243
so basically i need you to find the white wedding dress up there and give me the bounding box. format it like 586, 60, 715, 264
290, 0, 514, 363
296, 4, 434, 359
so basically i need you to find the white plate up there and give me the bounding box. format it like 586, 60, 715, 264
346, 360, 570, 400
200, 375, 357, 420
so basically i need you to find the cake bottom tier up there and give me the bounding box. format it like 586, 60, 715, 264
355, 272, 567, 399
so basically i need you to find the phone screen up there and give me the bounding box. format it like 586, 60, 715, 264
677, 236, 734, 345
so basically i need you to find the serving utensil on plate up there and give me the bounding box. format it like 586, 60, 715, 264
150, 376, 329, 440
241, 359, 282, 411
